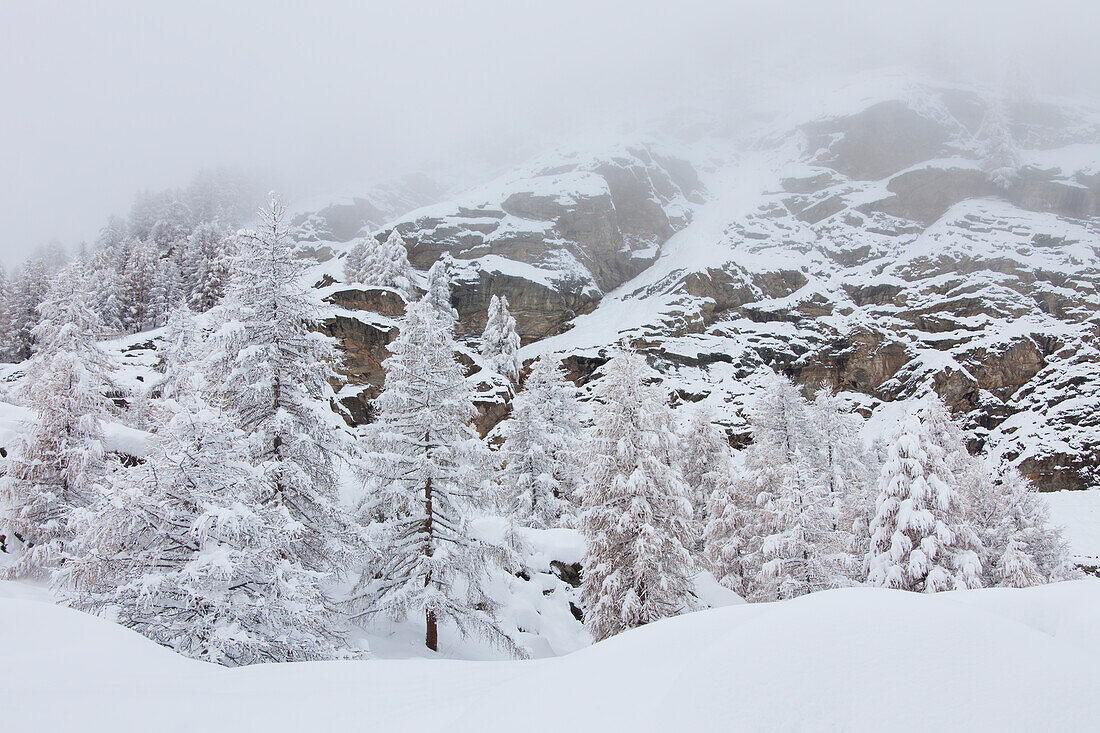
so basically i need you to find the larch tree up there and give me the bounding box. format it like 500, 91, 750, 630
182, 222, 233, 312
344, 231, 418, 302
677, 404, 733, 541
424, 255, 458, 325
2, 263, 115, 578
733, 374, 845, 601
808, 387, 877, 582
120, 239, 166, 332
352, 296, 520, 656
375, 230, 418, 301
978, 99, 1021, 190
580, 345, 696, 642
62, 310, 348, 665
864, 397, 983, 593
6, 257, 52, 362
497, 354, 583, 529
204, 194, 361, 579
480, 294, 521, 386
969, 459, 1073, 587
343, 236, 381, 285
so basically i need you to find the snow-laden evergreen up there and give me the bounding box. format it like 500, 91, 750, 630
352, 295, 520, 655
344, 230, 417, 300
865, 396, 983, 592
808, 388, 877, 581
968, 459, 1073, 587
978, 99, 1021, 189
1, 264, 115, 578
424, 254, 458, 324
481, 295, 521, 386
497, 354, 582, 529
181, 222, 233, 312
676, 404, 732, 542
4, 256, 52, 362
120, 239, 167, 333
204, 195, 361, 577
61, 313, 348, 665
580, 345, 696, 642
707, 376, 836, 600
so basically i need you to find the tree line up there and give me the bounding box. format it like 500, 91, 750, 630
0, 195, 1073, 665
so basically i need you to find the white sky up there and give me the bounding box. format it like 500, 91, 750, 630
2, 0, 1098, 267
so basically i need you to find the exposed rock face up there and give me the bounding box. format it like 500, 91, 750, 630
306, 80, 1100, 491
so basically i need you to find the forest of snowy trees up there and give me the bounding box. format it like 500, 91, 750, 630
0, 184, 1075, 665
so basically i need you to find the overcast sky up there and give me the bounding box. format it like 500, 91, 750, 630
2, 0, 1098, 267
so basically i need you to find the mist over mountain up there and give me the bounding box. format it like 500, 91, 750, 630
1, 3, 1098, 729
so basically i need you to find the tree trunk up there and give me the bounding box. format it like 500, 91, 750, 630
426, 609, 438, 652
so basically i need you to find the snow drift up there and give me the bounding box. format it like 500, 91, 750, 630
1, 579, 1097, 732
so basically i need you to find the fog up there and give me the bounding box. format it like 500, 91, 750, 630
2, 0, 1098, 267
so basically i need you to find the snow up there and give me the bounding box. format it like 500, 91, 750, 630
1044, 490, 1100, 565
1, 578, 1097, 731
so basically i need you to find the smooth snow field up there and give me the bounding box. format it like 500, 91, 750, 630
2, 580, 1098, 732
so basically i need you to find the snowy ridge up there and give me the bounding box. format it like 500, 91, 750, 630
1, 578, 1097, 731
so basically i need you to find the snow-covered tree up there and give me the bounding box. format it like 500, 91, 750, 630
344, 231, 418, 301
205, 194, 360, 577
808, 387, 877, 581
864, 397, 983, 593
677, 404, 733, 537
703, 466, 753, 596
979, 100, 1021, 190
2, 264, 115, 578
62, 360, 348, 665
375, 230, 417, 300
497, 354, 583, 529
352, 296, 519, 655
5, 256, 52, 362
580, 345, 696, 642
120, 239, 167, 332
181, 222, 233, 312
343, 236, 381, 285
82, 247, 124, 333
0, 265, 11, 362
424, 254, 458, 325
480, 294, 521, 386
968, 459, 1073, 587
732, 374, 850, 600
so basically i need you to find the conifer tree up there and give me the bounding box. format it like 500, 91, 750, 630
497, 354, 583, 529
376, 230, 418, 301
0, 265, 11, 362
864, 397, 983, 593
343, 236, 380, 285
344, 231, 418, 301
677, 404, 732, 536
2, 264, 115, 578
424, 255, 458, 325
182, 222, 232, 312
808, 388, 877, 581
353, 296, 519, 655
740, 375, 848, 599
83, 247, 124, 334
120, 239, 165, 332
62, 312, 347, 665
205, 194, 360, 577
969, 459, 1072, 587
6, 257, 52, 362
480, 294, 521, 386
979, 100, 1021, 190
580, 345, 696, 642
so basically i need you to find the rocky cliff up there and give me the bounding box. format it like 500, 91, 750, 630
305, 74, 1100, 492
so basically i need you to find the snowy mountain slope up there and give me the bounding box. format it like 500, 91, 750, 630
2, 578, 1097, 732
299, 73, 1100, 493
